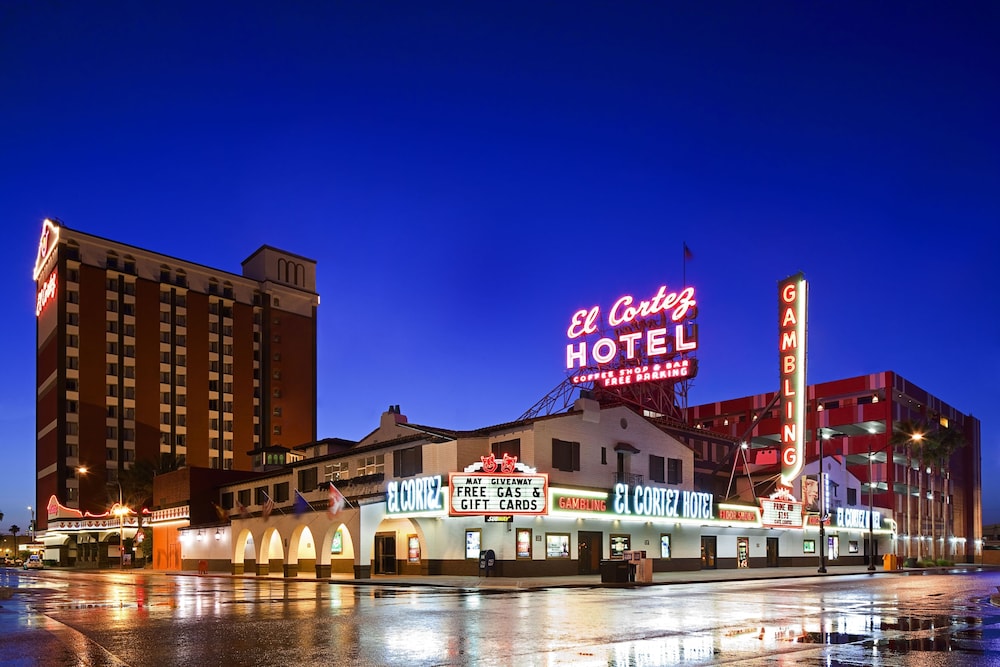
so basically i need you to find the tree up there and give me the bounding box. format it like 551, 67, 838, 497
890, 420, 931, 560
8, 525, 20, 555
934, 425, 966, 561
111, 453, 185, 567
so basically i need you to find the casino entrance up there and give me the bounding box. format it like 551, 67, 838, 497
578, 531, 602, 574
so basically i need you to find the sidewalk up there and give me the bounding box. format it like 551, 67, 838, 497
168, 563, 996, 591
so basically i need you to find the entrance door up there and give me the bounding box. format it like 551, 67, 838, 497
374, 533, 397, 575
766, 537, 779, 567
700, 536, 717, 569
578, 531, 602, 574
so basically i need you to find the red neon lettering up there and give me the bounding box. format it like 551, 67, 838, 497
782, 378, 796, 396
36, 272, 57, 317
782, 355, 796, 374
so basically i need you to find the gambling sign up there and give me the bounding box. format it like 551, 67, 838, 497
778, 273, 807, 488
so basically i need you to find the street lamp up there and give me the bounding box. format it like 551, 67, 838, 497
867, 427, 879, 573
817, 429, 830, 574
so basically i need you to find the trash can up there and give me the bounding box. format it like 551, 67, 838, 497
883, 553, 897, 571
600, 560, 630, 583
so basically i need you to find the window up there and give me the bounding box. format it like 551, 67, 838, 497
298, 467, 318, 491
238, 489, 251, 507
273, 407, 282, 417
545, 533, 571, 559
221, 492, 234, 510
106, 448, 117, 461
649, 455, 665, 483
359, 454, 384, 476
324, 461, 349, 481
66, 379, 78, 392
67, 400, 78, 413
552, 439, 580, 472
601, 446, 607, 465
273, 482, 289, 503
465, 530, 481, 559
67, 356, 79, 370
394, 446, 423, 478
254, 486, 268, 505
516, 529, 532, 559
847, 488, 857, 505
610, 534, 630, 559
67, 334, 79, 348
667, 458, 683, 485
491, 438, 521, 461
273, 425, 282, 435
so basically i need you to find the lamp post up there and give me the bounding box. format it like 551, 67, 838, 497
818, 429, 828, 574
868, 439, 876, 571
27, 505, 34, 543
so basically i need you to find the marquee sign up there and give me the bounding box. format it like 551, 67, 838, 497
566, 284, 699, 387
447, 454, 548, 516
778, 273, 807, 487
760, 488, 804, 528
448, 472, 547, 515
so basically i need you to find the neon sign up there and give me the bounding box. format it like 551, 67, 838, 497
565, 284, 699, 387
386, 475, 444, 515
33, 218, 60, 281
36, 270, 57, 317
778, 273, 807, 487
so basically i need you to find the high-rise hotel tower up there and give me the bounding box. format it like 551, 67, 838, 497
33, 219, 319, 529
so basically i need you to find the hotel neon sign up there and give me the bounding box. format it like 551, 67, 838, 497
566, 284, 699, 387
778, 273, 807, 487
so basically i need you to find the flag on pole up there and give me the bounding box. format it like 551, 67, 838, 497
237, 502, 251, 520
293, 490, 310, 517
683, 243, 694, 261
328, 483, 346, 518
262, 495, 275, 520
212, 502, 228, 522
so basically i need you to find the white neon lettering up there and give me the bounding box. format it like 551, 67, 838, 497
592, 338, 617, 364
567, 307, 599, 339
646, 328, 667, 356
566, 342, 587, 368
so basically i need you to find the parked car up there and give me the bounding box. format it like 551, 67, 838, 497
23, 555, 43, 570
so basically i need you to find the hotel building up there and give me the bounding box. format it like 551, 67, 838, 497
680, 371, 982, 563
32, 219, 319, 538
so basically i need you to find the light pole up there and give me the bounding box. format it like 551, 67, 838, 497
867, 428, 879, 572
818, 428, 828, 573
27, 506, 34, 543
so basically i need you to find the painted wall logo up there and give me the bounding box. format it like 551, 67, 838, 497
566, 284, 699, 387
778, 273, 807, 487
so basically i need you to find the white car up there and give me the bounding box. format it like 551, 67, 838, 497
23, 555, 43, 570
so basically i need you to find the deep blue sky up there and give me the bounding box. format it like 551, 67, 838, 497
2, 2, 997, 530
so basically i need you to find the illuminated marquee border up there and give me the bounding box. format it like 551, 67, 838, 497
778, 273, 807, 487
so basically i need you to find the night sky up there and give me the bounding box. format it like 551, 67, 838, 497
2, 2, 997, 530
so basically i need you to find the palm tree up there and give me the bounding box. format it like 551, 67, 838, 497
890, 420, 930, 561
934, 425, 966, 561
8, 525, 20, 555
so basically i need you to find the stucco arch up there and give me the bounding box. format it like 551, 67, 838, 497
257, 526, 285, 576
231, 527, 257, 574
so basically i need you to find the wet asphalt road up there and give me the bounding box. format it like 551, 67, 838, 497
2, 568, 1000, 666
